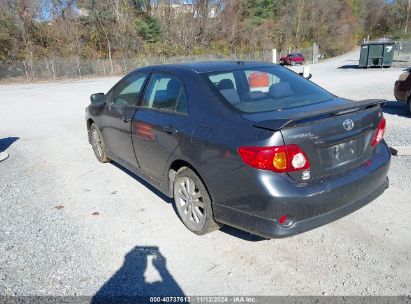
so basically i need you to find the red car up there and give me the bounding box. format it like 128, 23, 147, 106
280, 53, 305, 66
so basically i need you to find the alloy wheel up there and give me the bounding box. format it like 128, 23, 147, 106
91, 128, 103, 158
175, 177, 205, 228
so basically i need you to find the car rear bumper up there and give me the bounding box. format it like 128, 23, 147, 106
213, 142, 391, 238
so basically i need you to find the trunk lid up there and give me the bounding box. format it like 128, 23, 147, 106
242, 98, 384, 182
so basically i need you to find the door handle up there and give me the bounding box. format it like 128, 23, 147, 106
162, 125, 177, 134
122, 117, 130, 123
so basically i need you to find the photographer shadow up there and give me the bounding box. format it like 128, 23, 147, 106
0, 137, 19, 152
92, 246, 184, 303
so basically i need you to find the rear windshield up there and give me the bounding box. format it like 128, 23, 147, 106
205, 66, 333, 113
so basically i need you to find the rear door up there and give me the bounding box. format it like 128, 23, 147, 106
101, 73, 148, 167
132, 72, 189, 182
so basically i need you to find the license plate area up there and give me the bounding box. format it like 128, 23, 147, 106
320, 137, 367, 169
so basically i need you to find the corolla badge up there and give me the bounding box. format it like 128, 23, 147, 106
343, 119, 354, 131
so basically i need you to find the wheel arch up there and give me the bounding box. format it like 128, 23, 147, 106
167, 158, 213, 201
86, 118, 95, 143
87, 118, 94, 130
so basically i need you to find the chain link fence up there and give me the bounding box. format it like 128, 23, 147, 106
0, 50, 273, 82
394, 39, 411, 64
0, 45, 328, 82
0, 44, 328, 82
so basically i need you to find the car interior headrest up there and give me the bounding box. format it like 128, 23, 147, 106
217, 79, 235, 90
167, 79, 182, 98
268, 82, 294, 98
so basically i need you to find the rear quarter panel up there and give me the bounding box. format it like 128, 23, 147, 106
163, 70, 286, 203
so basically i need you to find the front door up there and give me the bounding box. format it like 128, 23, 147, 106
132, 72, 188, 182
101, 73, 148, 167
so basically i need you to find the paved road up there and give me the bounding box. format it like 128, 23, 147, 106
0, 51, 410, 297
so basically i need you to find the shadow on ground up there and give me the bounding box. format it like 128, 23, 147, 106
220, 225, 267, 242
0, 137, 19, 152
337, 64, 393, 69
382, 101, 410, 117
110, 162, 173, 204
338, 64, 361, 69
110, 161, 267, 242
92, 246, 184, 303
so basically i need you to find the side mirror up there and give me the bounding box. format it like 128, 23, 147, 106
90, 93, 105, 104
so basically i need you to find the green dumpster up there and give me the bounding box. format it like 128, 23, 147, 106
359, 41, 395, 68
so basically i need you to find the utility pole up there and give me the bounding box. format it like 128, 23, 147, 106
272, 49, 277, 64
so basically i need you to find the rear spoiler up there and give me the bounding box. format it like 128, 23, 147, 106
253, 99, 386, 131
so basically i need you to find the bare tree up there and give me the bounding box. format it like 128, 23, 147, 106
405, 0, 411, 33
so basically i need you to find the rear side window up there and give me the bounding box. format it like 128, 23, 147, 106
209, 72, 237, 89
209, 72, 239, 105
142, 73, 188, 113
206, 66, 333, 113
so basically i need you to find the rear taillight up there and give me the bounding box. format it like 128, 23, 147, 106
238, 144, 310, 173
371, 117, 386, 147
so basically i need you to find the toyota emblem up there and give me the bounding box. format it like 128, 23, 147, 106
343, 119, 354, 131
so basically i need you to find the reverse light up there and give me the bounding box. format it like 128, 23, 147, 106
291, 152, 307, 169
371, 117, 386, 147
238, 144, 310, 173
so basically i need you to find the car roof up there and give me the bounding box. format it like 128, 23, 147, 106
137, 60, 275, 74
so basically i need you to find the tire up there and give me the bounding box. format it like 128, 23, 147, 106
90, 123, 109, 163
408, 100, 411, 115
173, 167, 221, 235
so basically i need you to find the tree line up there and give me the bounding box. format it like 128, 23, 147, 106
0, 0, 410, 67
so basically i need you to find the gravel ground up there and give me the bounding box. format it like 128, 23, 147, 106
0, 50, 410, 297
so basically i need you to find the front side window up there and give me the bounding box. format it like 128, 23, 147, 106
142, 73, 188, 113
111, 73, 147, 106
206, 66, 333, 113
